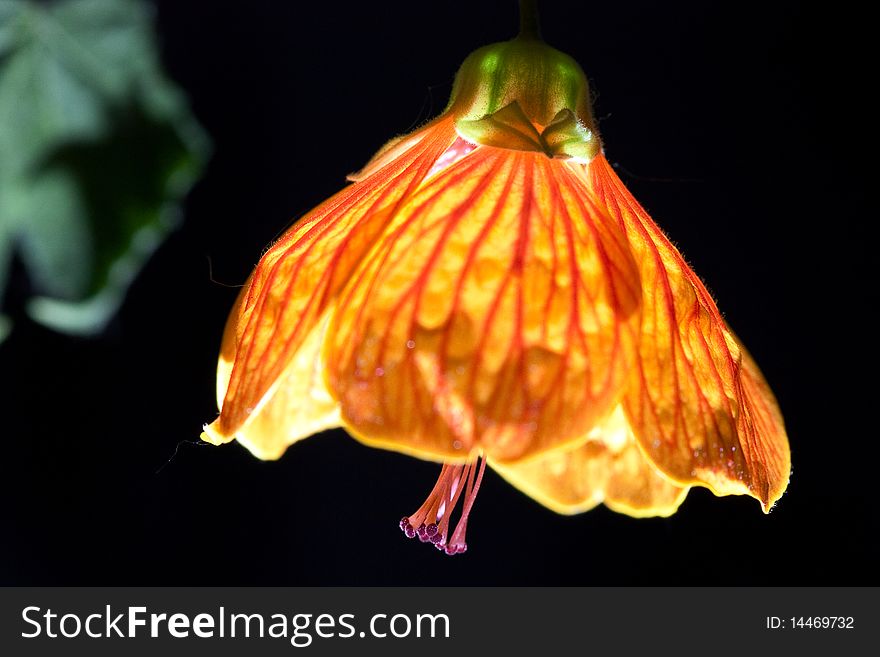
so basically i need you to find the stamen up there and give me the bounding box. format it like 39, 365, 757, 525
399, 456, 487, 555
444, 457, 487, 555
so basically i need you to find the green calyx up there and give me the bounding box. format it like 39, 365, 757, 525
446, 37, 600, 160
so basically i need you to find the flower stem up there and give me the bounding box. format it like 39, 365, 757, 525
518, 0, 542, 41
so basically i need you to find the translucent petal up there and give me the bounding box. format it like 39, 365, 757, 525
325, 147, 641, 464
203, 307, 339, 460
732, 340, 791, 510
491, 406, 688, 516
585, 155, 790, 511
203, 118, 458, 447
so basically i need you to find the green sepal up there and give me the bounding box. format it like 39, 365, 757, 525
446, 36, 598, 138
455, 103, 599, 160
456, 102, 547, 155
541, 109, 599, 160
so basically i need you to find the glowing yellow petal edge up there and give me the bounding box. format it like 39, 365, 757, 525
202, 309, 341, 460
491, 406, 690, 517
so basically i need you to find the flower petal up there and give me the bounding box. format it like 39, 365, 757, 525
733, 339, 791, 511
491, 406, 688, 516
203, 118, 458, 447
324, 147, 641, 464
585, 155, 790, 511
203, 303, 340, 459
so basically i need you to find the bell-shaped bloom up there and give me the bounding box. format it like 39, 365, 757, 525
202, 17, 790, 555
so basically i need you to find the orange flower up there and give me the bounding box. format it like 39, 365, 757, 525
202, 6, 790, 555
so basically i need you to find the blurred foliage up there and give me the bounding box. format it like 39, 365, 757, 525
0, 0, 209, 342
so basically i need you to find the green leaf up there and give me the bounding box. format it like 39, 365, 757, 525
0, 2, 20, 59
0, 0, 209, 339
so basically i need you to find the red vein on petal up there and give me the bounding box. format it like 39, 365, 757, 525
219, 120, 457, 436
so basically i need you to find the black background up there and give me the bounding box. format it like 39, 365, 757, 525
1, 1, 874, 584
